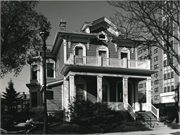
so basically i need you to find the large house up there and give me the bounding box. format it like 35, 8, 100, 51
26, 17, 159, 119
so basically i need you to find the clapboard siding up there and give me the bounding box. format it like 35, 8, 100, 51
87, 44, 101, 56
47, 84, 63, 112
109, 42, 118, 58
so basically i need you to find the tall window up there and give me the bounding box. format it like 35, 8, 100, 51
31, 92, 37, 107
32, 65, 37, 79
164, 74, 167, 80
164, 87, 167, 92
171, 72, 174, 78
47, 63, 54, 77
167, 72, 171, 79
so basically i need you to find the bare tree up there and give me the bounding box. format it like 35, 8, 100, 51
108, 1, 180, 76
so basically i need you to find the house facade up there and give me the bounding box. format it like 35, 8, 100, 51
26, 17, 159, 118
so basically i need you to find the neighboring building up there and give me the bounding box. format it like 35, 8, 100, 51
137, 1, 180, 108
26, 17, 158, 118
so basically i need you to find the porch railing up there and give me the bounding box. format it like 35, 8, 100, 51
128, 60, 150, 69
66, 54, 150, 69
151, 104, 159, 120
126, 103, 136, 120
87, 92, 96, 103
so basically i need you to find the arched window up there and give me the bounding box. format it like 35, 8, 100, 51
73, 43, 86, 64
119, 47, 130, 60
97, 46, 109, 66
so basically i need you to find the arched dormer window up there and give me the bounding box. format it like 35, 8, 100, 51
97, 46, 109, 66
96, 46, 109, 58
119, 47, 130, 60
73, 43, 86, 56
73, 43, 86, 64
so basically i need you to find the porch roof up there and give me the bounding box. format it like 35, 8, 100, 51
61, 64, 157, 77
40, 80, 63, 92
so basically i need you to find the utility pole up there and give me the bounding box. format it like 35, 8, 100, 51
40, 28, 49, 134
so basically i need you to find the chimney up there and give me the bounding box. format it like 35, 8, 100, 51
59, 19, 66, 31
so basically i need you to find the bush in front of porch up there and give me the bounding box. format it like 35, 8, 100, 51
67, 99, 149, 133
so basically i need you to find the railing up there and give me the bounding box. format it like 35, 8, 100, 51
151, 104, 159, 121
126, 103, 136, 120
128, 60, 150, 69
66, 54, 150, 69
87, 92, 96, 103
136, 112, 152, 128
107, 102, 124, 111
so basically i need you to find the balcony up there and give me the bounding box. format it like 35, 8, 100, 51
66, 54, 150, 70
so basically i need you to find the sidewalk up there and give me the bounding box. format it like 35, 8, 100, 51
91, 125, 180, 135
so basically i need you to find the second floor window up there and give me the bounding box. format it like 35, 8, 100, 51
32, 65, 37, 80
47, 63, 54, 78
31, 92, 37, 107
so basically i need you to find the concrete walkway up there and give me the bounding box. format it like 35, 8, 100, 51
91, 125, 180, 135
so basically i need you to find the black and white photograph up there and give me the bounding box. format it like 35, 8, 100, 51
1, 0, 180, 134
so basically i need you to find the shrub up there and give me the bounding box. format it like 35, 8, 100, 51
48, 110, 66, 123
68, 99, 134, 126
1, 114, 14, 130
48, 123, 88, 134
29, 106, 44, 122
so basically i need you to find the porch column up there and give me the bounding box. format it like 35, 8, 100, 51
63, 79, 69, 111
134, 80, 139, 111
123, 77, 128, 109
69, 75, 75, 102
146, 77, 151, 111
97, 76, 103, 102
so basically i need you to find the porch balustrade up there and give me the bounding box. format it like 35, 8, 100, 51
151, 104, 159, 120
66, 54, 150, 69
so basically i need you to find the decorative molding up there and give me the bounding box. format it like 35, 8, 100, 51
68, 41, 71, 48
114, 43, 118, 52
86, 38, 90, 50
131, 47, 134, 53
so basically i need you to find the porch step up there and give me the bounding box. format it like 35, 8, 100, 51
135, 111, 158, 128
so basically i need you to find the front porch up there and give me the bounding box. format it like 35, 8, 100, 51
63, 72, 159, 119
